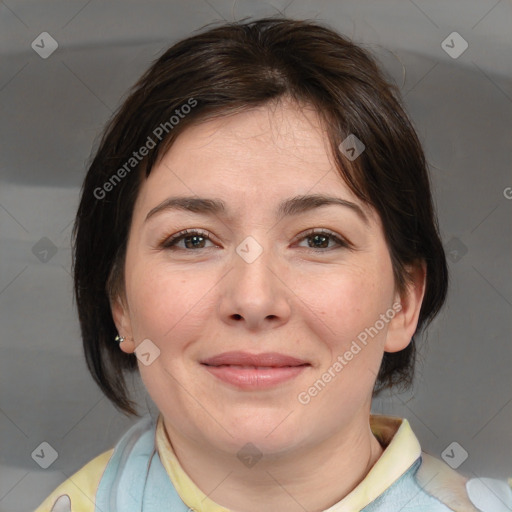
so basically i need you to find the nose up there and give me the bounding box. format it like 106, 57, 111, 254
217, 239, 292, 332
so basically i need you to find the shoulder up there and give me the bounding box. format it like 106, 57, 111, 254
34, 448, 114, 512
34, 415, 157, 512
415, 451, 512, 512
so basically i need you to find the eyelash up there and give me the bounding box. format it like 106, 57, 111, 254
159, 228, 351, 252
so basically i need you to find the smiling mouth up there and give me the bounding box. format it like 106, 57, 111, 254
203, 364, 310, 369
200, 353, 311, 389
200, 351, 310, 368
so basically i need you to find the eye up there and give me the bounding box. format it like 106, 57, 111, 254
295, 228, 351, 251
160, 229, 216, 250
159, 228, 352, 252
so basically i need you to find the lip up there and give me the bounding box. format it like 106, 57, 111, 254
201, 351, 309, 367
201, 351, 311, 390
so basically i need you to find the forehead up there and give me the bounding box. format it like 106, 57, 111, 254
134, 100, 374, 223
169, 101, 331, 171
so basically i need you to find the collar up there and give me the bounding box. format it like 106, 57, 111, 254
155, 414, 421, 512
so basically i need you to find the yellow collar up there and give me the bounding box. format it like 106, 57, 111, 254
155, 414, 421, 512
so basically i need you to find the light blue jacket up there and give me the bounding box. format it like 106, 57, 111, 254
87, 415, 511, 512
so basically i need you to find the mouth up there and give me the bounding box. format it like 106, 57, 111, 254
200, 351, 311, 389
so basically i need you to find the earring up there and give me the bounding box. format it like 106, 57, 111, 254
115, 334, 125, 344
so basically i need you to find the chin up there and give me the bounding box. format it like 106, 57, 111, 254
214, 408, 307, 454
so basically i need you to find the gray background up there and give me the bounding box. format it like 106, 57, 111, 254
1, 1, 511, 511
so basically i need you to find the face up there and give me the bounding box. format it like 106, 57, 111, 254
112, 99, 424, 457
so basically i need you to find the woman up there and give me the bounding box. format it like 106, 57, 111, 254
35, 17, 511, 512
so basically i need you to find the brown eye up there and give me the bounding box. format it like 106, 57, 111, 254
296, 229, 351, 251
161, 229, 215, 250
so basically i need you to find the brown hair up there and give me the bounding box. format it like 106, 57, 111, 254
72, 17, 448, 417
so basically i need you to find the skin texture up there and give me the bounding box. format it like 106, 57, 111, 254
112, 98, 426, 512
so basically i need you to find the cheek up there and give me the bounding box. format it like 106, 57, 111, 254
296, 256, 394, 376
300, 257, 395, 353
127, 257, 208, 345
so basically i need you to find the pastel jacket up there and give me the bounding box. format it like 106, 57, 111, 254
35, 414, 512, 512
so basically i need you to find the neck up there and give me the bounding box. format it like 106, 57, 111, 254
163, 412, 385, 512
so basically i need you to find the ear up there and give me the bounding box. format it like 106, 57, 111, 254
111, 295, 136, 354
384, 261, 427, 353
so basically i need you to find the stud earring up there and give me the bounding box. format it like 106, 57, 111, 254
115, 334, 125, 344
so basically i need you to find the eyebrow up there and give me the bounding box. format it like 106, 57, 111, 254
145, 193, 369, 225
